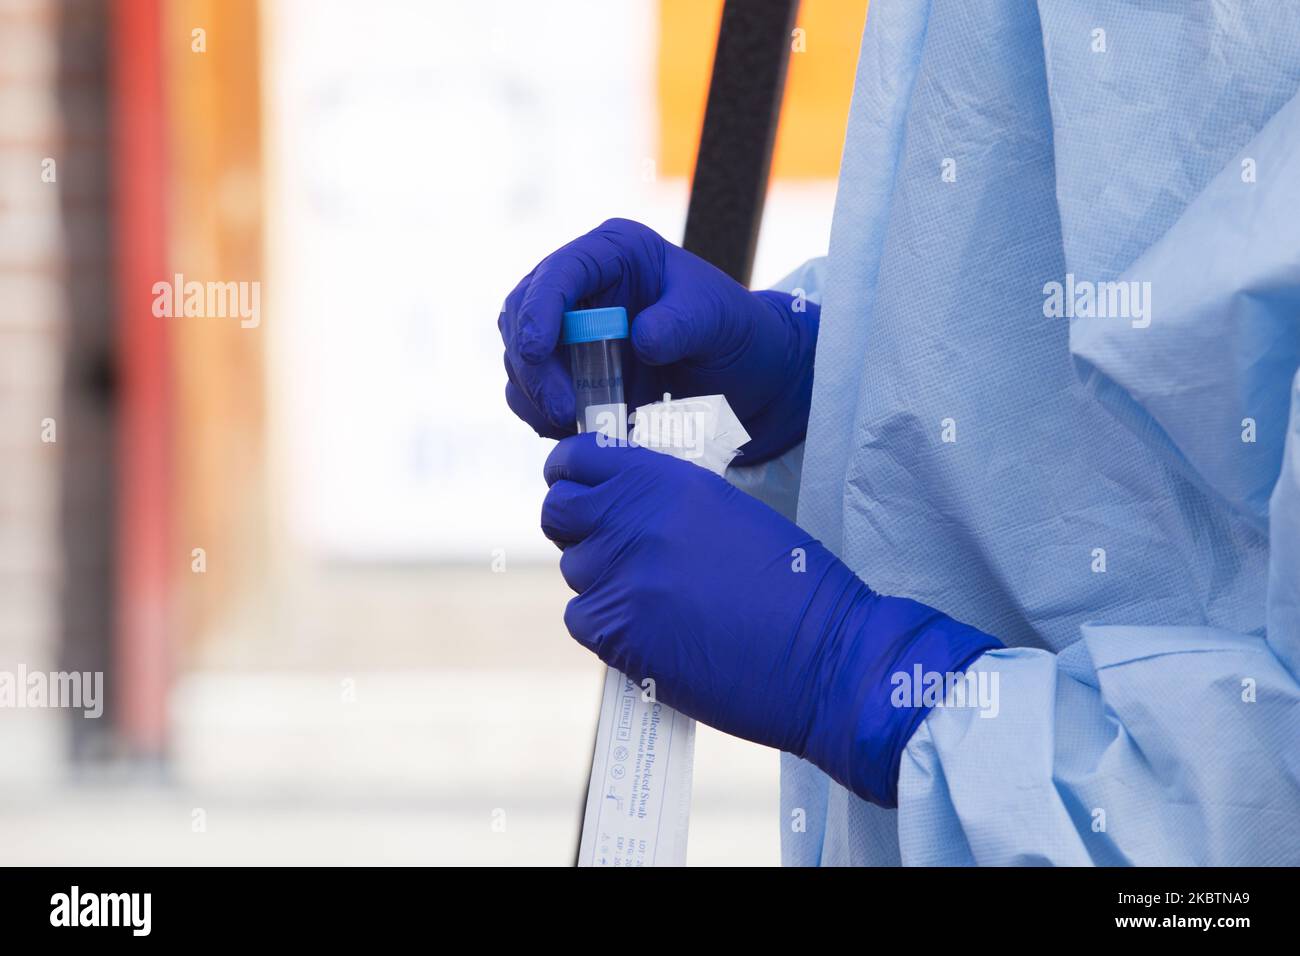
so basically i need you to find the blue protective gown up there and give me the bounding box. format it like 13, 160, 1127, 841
732, 0, 1300, 865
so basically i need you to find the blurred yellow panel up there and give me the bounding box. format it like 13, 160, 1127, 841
658, 0, 869, 180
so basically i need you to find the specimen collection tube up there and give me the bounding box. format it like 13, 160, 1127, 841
561, 307, 628, 435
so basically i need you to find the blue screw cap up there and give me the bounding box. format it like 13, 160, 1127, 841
561, 307, 629, 345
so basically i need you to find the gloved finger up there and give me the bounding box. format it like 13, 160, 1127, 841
543, 431, 652, 488
505, 352, 571, 437
562, 592, 605, 654
557, 535, 611, 595
509, 350, 576, 429
505, 379, 568, 439
515, 230, 625, 365
501, 272, 576, 430
540, 479, 601, 548
497, 272, 532, 356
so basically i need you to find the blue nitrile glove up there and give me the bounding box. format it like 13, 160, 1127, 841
541, 433, 1003, 807
500, 218, 818, 463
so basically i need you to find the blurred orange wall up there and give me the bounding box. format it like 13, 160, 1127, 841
165, 0, 267, 654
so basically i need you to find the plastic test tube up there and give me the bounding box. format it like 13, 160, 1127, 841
561, 307, 628, 436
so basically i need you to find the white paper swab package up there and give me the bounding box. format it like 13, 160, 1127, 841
576, 394, 750, 867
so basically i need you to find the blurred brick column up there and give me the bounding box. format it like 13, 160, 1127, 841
0, 0, 101, 777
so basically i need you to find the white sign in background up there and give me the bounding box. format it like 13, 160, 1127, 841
265, 0, 835, 561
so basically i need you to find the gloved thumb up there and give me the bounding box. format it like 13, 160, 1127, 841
630, 290, 733, 366
543, 431, 649, 487
540, 479, 602, 548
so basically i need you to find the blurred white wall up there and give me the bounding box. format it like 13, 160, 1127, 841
264, 0, 834, 561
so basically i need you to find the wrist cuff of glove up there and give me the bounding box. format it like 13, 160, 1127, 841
797, 560, 1003, 808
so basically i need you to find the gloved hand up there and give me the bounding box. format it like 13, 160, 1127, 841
500, 218, 818, 463
542, 433, 1002, 807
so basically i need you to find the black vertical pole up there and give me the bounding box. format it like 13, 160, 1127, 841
682, 0, 799, 286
